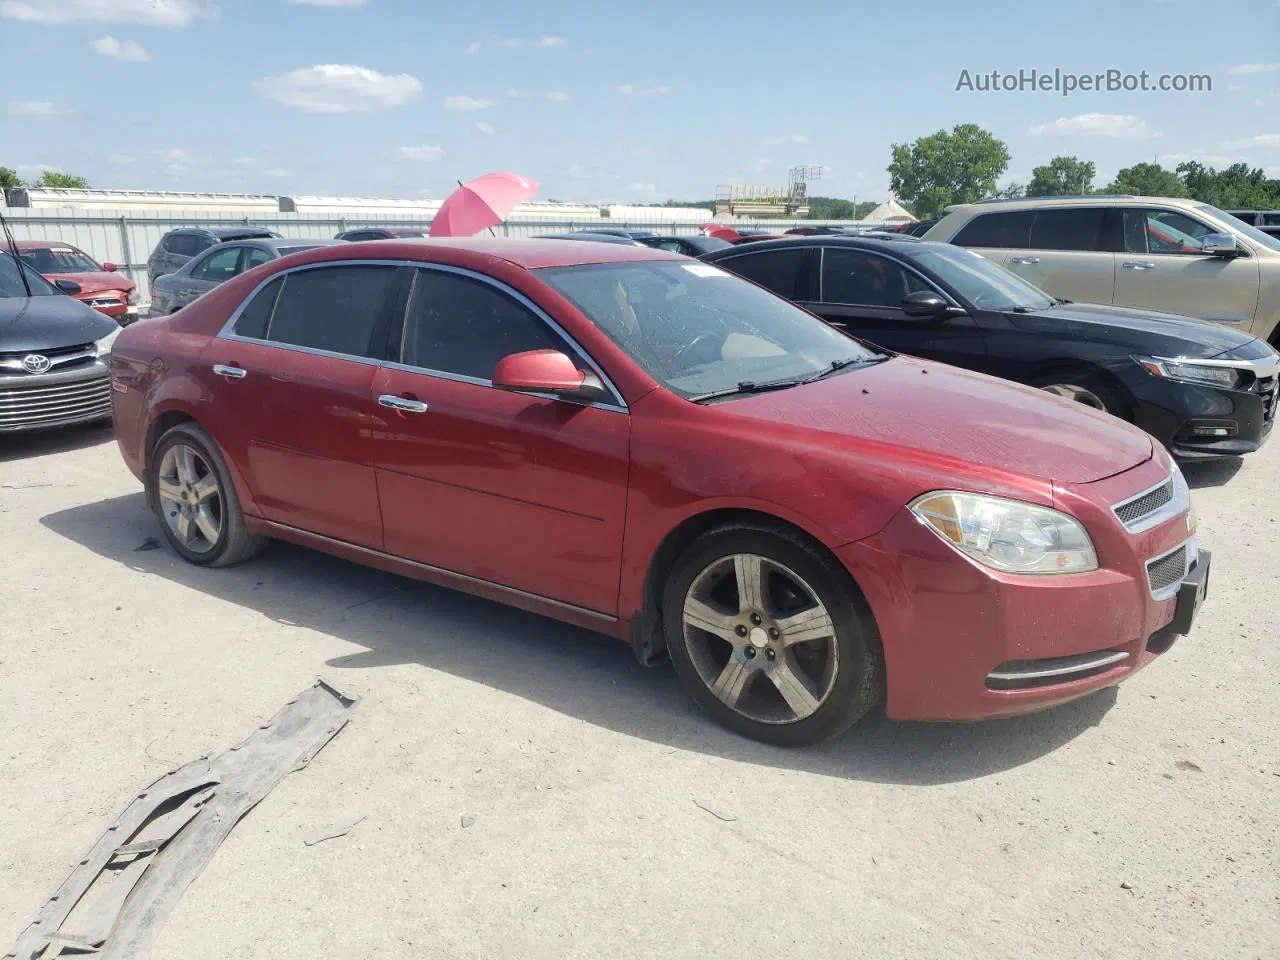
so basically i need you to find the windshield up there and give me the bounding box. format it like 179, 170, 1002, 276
1201, 204, 1280, 252
19, 246, 100, 273
0, 252, 58, 298
538, 261, 881, 399
909, 244, 1055, 312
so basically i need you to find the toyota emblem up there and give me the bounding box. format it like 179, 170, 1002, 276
21, 354, 52, 375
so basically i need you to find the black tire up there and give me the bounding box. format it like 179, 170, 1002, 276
661, 521, 882, 747
147, 422, 267, 567
1028, 372, 1129, 420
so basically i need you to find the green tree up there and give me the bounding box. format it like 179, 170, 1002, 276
887, 124, 1011, 219
1027, 156, 1096, 197
0, 166, 23, 190
1176, 161, 1280, 208
994, 182, 1025, 200
807, 196, 857, 219
36, 171, 89, 189
1104, 163, 1187, 198
854, 200, 880, 219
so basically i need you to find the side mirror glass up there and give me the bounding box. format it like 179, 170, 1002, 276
900, 290, 952, 318
492, 349, 609, 403
54, 278, 82, 295
1200, 233, 1242, 258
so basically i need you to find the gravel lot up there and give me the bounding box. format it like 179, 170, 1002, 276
2, 426, 1277, 960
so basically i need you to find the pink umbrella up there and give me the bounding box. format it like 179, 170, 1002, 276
429, 171, 539, 237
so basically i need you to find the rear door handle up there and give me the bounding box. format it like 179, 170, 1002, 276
1122, 261, 1155, 270
1009, 256, 1041, 265
212, 364, 247, 379
378, 394, 428, 413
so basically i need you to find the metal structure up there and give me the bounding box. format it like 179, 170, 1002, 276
714, 165, 823, 218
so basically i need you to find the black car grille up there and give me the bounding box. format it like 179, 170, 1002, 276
1114, 480, 1174, 527
0, 373, 111, 430
1147, 544, 1188, 597
1256, 375, 1277, 422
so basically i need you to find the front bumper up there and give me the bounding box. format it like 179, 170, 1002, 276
0, 359, 113, 432
1127, 367, 1277, 460
838, 458, 1203, 722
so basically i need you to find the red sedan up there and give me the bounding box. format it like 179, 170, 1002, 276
15, 240, 138, 322
108, 239, 1208, 745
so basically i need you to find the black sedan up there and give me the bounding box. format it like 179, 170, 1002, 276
0, 251, 119, 432
702, 236, 1278, 459
636, 235, 732, 256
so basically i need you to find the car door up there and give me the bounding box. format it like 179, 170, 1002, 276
807, 247, 988, 368
1116, 207, 1262, 330
177, 245, 244, 308
368, 265, 631, 616
1001, 207, 1120, 304
200, 262, 407, 548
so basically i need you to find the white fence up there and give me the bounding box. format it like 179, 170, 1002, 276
1, 209, 883, 308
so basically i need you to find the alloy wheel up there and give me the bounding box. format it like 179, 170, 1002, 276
1039, 383, 1108, 411
681, 553, 839, 725
157, 443, 223, 554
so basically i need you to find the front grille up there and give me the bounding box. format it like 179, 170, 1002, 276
0, 374, 111, 429
0, 342, 97, 375
1114, 480, 1174, 526
86, 296, 125, 309
1257, 375, 1276, 422
1147, 544, 1189, 597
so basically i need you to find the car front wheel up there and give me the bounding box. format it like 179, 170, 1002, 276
662, 522, 882, 746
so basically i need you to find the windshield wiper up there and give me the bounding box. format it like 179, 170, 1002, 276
689, 379, 806, 403
802, 355, 888, 383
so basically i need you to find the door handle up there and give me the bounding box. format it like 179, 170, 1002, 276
212, 364, 247, 379
1122, 261, 1155, 271
378, 394, 428, 414
1009, 256, 1041, 265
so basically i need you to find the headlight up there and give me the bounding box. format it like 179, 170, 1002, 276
1137, 357, 1243, 389
909, 491, 1098, 575
95, 326, 121, 357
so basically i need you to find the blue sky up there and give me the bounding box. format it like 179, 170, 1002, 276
1, 0, 1278, 204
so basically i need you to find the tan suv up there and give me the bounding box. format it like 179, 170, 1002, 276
924, 195, 1280, 347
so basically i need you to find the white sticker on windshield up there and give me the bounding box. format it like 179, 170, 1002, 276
682, 264, 730, 278
50, 247, 74, 252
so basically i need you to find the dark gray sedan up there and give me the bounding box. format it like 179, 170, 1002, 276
149, 238, 346, 316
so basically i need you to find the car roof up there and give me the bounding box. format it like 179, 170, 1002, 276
296, 236, 683, 270
702, 234, 936, 258
257, 238, 346, 250
533, 232, 639, 245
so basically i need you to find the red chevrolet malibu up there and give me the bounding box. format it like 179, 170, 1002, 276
109, 239, 1209, 746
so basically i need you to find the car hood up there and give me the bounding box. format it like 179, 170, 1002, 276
0, 294, 118, 352
44, 271, 136, 295
726, 356, 1152, 485
1016, 302, 1255, 358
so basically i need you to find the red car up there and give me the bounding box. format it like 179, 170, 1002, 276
15, 240, 137, 322
109, 239, 1208, 746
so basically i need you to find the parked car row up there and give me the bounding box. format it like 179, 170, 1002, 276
103, 236, 1215, 746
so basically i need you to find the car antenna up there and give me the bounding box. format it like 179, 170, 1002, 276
0, 208, 34, 298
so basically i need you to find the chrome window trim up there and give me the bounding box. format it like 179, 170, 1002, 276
1112, 468, 1189, 535
1146, 535, 1197, 602
216, 258, 628, 413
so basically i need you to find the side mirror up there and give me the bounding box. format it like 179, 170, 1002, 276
54, 278, 82, 295
901, 290, 953, 319
1201, 234, 1242, 258
492, 350, 610, 403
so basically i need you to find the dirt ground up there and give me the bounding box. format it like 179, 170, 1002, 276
1, 425, 1277, 960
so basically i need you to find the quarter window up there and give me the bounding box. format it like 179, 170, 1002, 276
266, 265, 397, 357
191, 246, 242, 281
401, 269, 564, 380
951, 211, 1034, 248
720, 248, 809, 299
821, 249, 930, 307
1028, 208, 1120, 252
232, 276, 282, 340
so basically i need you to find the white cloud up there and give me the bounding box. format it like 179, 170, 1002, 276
287, 0, 366, 5
1229, 63, 1280, 75
153, 147, 188, 162
107, 153, 133, 164
505, 89, 526, 99
231, 156, 257, 168
443, 95, 495, 111
1226, 82, 1243, 91
17, 163, 61, 175
1219, 133, 1280, 151
264, 167, 293, 177
91, 35, 150, 60
0, 0, 212, 26
617, 84, 671, 96
395, 145, 444, 163
544, 91, 570, 102
1028, 113, 1156, 139
476, 121, 495, 135
468, 34, 566, 54
257, 64, 421, 113
7, 100, 69, 115
762, 134, 808, 145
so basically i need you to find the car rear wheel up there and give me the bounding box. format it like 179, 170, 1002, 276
662, 522, 882, 746
148, 423, 267, 567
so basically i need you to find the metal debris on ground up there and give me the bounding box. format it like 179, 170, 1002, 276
7, 680, 358, 960
303, 815, 368, 848
692, 799, 737, 822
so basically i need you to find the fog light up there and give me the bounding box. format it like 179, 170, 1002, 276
1187, 421, 1237, 438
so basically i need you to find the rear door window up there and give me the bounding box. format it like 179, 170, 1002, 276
1028, 208, 1121, 252
717, 248, 816, 300
266, 265, 399, 357
242, 247, 273, 271
952, 211, 1034, 248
